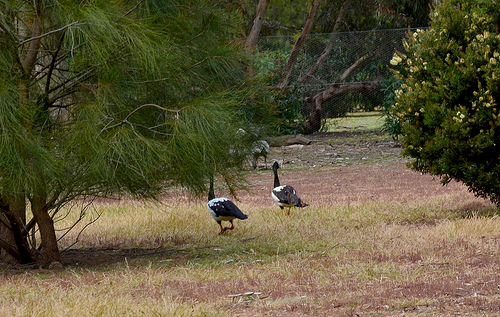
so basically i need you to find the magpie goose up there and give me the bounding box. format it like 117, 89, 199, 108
271, 161, 308, 215
207, 176, 248, 234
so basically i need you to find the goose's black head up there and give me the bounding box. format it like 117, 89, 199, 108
272, 161, 280, 172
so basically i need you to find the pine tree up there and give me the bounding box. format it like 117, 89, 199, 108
0, 0, 255, 267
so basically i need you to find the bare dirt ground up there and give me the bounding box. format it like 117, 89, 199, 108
268, 131, 406, 168
234, 130, 495, 218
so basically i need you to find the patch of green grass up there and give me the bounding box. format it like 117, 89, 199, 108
325, 111, 385, 133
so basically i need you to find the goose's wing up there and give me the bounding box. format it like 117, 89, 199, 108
208, 198, 248, 219
272, 185, 304, 207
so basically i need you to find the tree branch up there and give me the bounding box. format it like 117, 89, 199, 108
0, 237, 21, 261
300, 0, 348, 83
312, 54, 371, 104
18, 22, 78, 47
277, 0, 323, 91
21, 7, 42, 74
100, 104, 185, 132
337, 54, 370, 83
44, 30, 66, 98
302, 54, 375, 134
123, 0, 145, 17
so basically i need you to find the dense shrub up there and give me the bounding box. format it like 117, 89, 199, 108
382, 77, 403, 138
390, 0, 500, 204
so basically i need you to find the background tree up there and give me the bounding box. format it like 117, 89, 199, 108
0, 0, 259, 268
242, 0, 311, 36
315, 0, 432, 32
389, 0, 500, 204
243, 0, 432, 36
243, 0, 433, 135
277, 0, 323, 91
281, 0, 433, 133
245, 0, 271, 51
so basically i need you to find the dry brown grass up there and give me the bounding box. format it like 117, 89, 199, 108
1, 132, 500, 316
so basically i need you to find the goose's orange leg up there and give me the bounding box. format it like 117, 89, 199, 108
224, 221, 235, 231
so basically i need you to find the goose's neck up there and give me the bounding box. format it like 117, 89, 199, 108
273, 169, 280, 188
208, 176, 215, 201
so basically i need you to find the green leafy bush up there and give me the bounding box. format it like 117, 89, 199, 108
382, 77, 403, 138
390, 0, 500, 204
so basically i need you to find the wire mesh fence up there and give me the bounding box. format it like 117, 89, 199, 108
257, 28, 426, 123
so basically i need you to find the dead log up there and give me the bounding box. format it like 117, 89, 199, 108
266, 134, 312, 147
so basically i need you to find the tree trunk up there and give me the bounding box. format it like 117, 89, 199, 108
1, 4, 44, 265
31, 185, 62, 269
302, 53, 373, 134
0, 194, 35, 264
299, 0, 348, 84
303, 96, 324, 135
245, 0, 271, 52
277, 0, 323, 91
21, 1, 42, 76
302, 81, 382, 134
0, 207, 18, 264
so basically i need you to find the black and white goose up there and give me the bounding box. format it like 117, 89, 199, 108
207, 176, 248, 234
271, 161, 308, 215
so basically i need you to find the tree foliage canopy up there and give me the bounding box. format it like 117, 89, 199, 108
390, 0, 500, 204
0, 0, 259, 267
0, 0, 253, 196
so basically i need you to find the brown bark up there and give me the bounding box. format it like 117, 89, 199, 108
337, 54, 371, 83
31, 184, 62, 269
299, 0, 348, 84
0, 2, 44, 264
6, 3, 62, 268
21, 1, 42, 75
0, 194, 35, 264
0, 211, 18, 264
245, 0, 271, 52
277, 0, 323, 91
